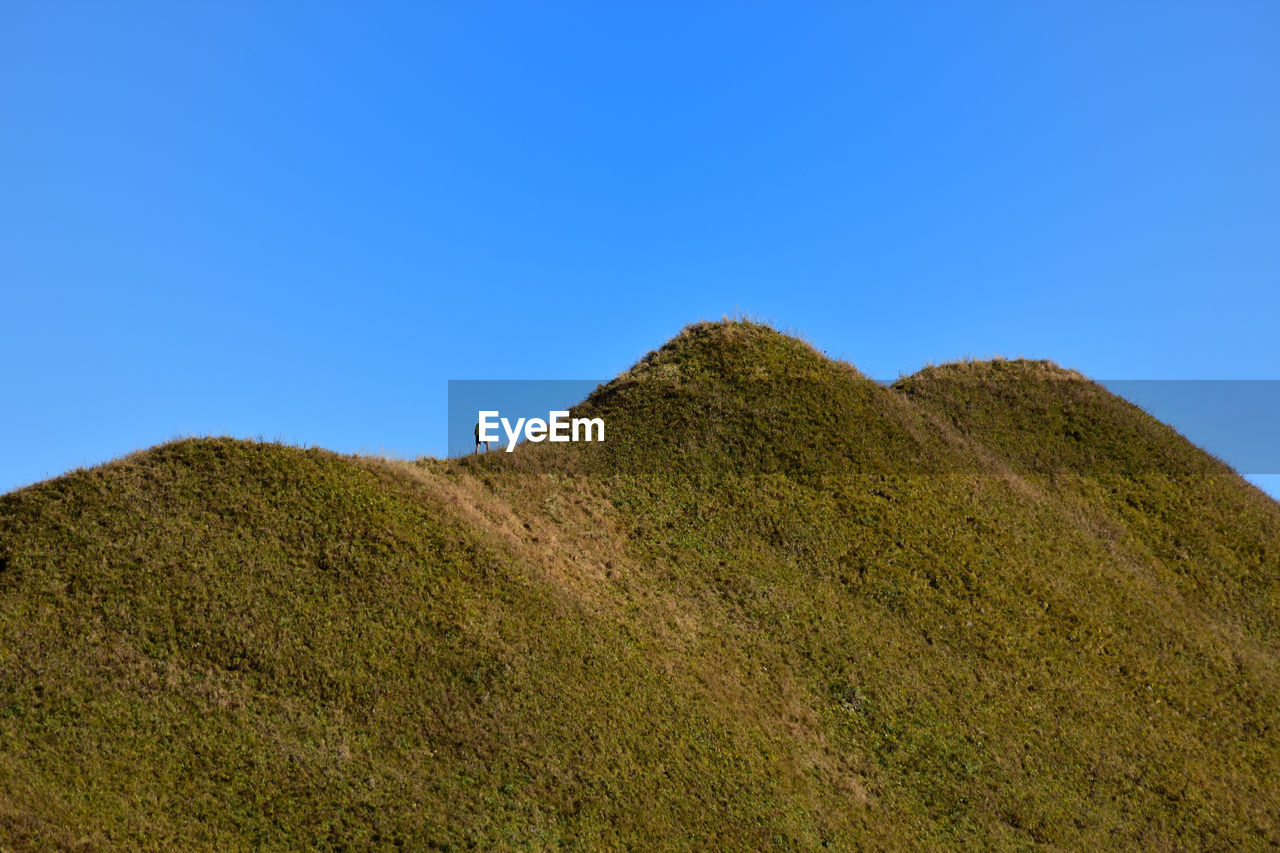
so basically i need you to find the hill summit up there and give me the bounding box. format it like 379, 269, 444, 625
2, 320, 1278, 849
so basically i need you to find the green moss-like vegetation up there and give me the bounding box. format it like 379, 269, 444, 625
2, 320, 1278, 849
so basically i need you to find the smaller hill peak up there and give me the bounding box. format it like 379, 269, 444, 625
896, 357, 1088, 389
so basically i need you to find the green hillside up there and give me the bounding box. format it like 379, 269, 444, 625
2, 320, 1278, 850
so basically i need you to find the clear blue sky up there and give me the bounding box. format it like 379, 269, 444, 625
3, 2, 1278, 495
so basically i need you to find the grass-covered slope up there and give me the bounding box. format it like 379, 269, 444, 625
2, 320, 1278, 850
896, 359, 1280, 643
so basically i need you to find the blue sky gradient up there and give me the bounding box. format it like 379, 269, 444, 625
2, 2, 1277, 495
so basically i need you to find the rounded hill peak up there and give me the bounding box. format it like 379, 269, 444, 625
572, 320, 968, 480
603, 319, 863, 391
895, 356, 1224, 477
895, 357, 1088, 389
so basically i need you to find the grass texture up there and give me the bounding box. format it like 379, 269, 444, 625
1, 320, 1277, 850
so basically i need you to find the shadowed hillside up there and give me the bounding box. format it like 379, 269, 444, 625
2, 320, 1278, 850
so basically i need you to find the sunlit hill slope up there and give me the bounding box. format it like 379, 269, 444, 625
2, 320, 1278, 850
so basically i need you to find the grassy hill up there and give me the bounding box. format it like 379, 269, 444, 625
2, 320, 1278, 850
